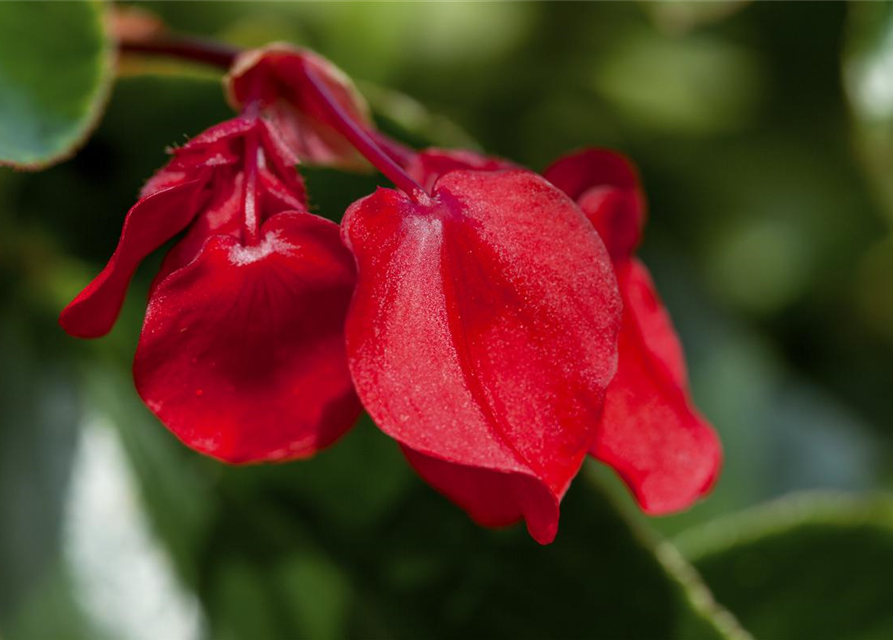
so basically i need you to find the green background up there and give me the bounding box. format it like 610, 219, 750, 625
1, 2, 892, 639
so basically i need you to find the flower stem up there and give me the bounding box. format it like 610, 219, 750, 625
119, 36, 239, 69
299, 63, 428, 202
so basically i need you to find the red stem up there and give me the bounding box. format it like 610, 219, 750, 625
299, 64, 428, 202
120, 36, 239, 69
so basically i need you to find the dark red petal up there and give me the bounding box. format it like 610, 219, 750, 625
142, 118, 253, 199
342, 170, 622, 544
139, 119, 246, 200
543, 148, 639, 199
592, 259, 721, 514
402, 447, 560, 542
151, 171, 244, 289
59, 180, 207, 338
259, 166, 306, 214
141, 168, 190, 199
543, 148, 646, 261
227, 45, 372, 169
134, 211, 361, 463
405, 148, 517, 193
257, 118, 306, 203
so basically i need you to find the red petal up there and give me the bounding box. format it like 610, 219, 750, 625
592, 259, 721, 514
342, 170, 621, 543
402, 447, 561, 541
257, 118, 306, 204
405, 148, 517, 193
151, 170, 243, 289
141, 119, 252, 199
227, 45, 372, 169
134, 211, 361, 463
259, 166, 306, 214
543, 148, 646, 261
59, 180, 207, 338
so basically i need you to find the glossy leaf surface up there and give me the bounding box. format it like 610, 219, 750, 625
0, 0, 112, 169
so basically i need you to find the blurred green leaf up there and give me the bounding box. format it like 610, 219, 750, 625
363, 82, 480, 151
6, 563, 101, 640
678, 493, 893, 640
0, 0, 113, 169
594, 29, 763, 135
196, 460, 748, 640
0, 315, 82, 627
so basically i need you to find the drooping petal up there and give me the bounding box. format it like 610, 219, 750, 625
341, 170, 622, 543
405, 148, 517, 193
151, 170, 243, 289
543, 148, 640, 200
401, 447, 561, 538
227, 44, 372, 169
591, 259, 720, 514
140, 119, 250, 198
59, 179, 208, 338
544, 148, 646, 261
256, 117, 306, 204
259, 167, 307, 213
134, 211, 361, 463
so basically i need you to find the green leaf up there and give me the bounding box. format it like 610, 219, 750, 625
0, 0, 113, 169
678, 493, 893, 640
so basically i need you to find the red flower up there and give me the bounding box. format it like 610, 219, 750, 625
60, 115, 361, 462
398, 147, 721, 515
341, 170, 621, 544
61, 41, 720, 543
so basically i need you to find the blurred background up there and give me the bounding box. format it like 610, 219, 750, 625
2, 2, 893, 639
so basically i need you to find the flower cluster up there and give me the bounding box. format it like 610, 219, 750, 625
61, 44, 720, 544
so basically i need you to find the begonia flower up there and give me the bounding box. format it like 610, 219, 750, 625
61, 37, 722, 544
60, 114, 361, 462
